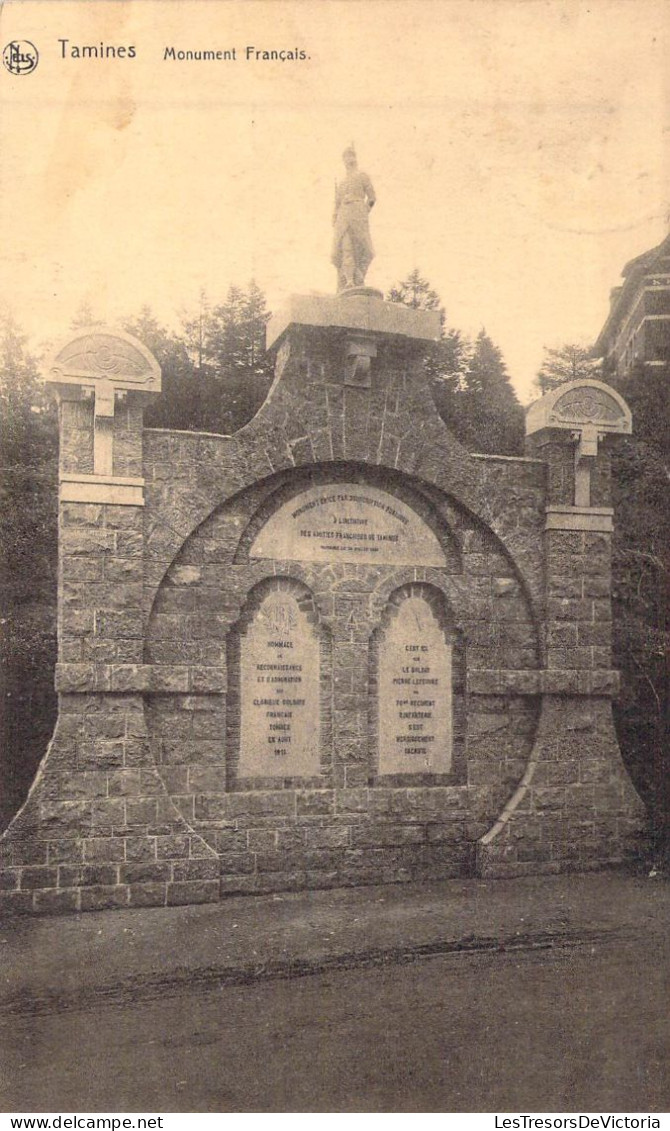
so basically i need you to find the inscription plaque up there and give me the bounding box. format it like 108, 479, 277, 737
238, 592, 320, 778
249, 484, 446, 566
378, 596, 452, 775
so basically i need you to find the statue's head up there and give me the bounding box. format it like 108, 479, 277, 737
342, 145, 357, 169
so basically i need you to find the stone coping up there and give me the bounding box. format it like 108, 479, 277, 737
545, 505, 614, 533
470, 453, 546, 465
467, 669, 619, 696
55, 664, 225, 694
53, 663, 619, 698
60, 473, 145, 507
266, 292, 441, 350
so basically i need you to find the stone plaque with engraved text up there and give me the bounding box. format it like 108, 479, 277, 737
238, 593, 321, 778
378, 596, 452, 775
249, 484, 446, 566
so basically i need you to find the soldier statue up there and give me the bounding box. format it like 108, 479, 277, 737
331, 146, 376, 292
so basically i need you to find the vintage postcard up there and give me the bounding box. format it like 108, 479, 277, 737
1, 0, 669, 1117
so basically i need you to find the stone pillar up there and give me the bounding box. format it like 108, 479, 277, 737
0, 329, 217, 914
51, 331, 156, 681
477, 380, 647, 876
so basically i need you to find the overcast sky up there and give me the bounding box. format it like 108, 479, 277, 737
2, 0, 669, 401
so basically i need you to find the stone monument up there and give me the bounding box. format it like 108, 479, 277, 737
0, 163, 646, 915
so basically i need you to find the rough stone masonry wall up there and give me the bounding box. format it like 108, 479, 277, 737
143, 457, 543, 894
0, 394, 218, 915
0, 323, 647, 913
476, 433, 646, 875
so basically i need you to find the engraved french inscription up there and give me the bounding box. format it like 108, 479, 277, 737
378, 596, 452, 775
249, 484, 446, 566
239, 593, 320, 778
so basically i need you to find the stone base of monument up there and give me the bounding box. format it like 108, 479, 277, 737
265, 290, 440, 350
339, 285, 385, 300
0, 314, 647, 914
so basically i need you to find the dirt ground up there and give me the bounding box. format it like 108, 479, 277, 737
2, 872, 669, 1112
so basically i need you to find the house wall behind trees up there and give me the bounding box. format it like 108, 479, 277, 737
609, 360, 670, 857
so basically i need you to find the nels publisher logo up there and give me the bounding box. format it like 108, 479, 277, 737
2, 40, 39, 75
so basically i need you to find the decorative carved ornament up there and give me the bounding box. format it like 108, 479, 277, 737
44, 327, 161, 393
549, 387, 626, 427
43, 326, 162, 486
526, 379, 632, 510
526, 379, 631, 438
259, 601, 298, 637
54, 334, 151, 380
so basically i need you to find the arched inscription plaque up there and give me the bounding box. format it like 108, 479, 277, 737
378, 596, 452, 775
249, 484, 446, 566
238, 591, 321, 779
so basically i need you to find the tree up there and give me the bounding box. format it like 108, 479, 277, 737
535, 342, 602, 395
387, 269, 443, 315
69, 300, 100, 329
459, 329, 524, 455
387, 272, 523, 455
181, 289, 209, 373
154, 281, 275, 435
202, 281, 274, 432
0, 311, 58, 829
122, 307, 202, 432
387, 270, 470, 440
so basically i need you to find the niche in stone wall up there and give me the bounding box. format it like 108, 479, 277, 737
226, 579, 331, 789
370, 585, 465, 785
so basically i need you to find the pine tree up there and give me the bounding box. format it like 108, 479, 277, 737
240, 280, 272, 376
199, 281, 274, 433
125, 284, 275, 435
70, 300, 100, 329
207, 285, 246, 374
535, 342, 601, 395
181, 289, 210, 373
206, 282, 271, 376
387, 269, 443, 315
123, 307, 202, 432
386, 270, 470, 440
459, 329, 524, 455
387, 270, 524, 457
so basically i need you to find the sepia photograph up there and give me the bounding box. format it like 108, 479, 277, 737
1, 0, 669, 1116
